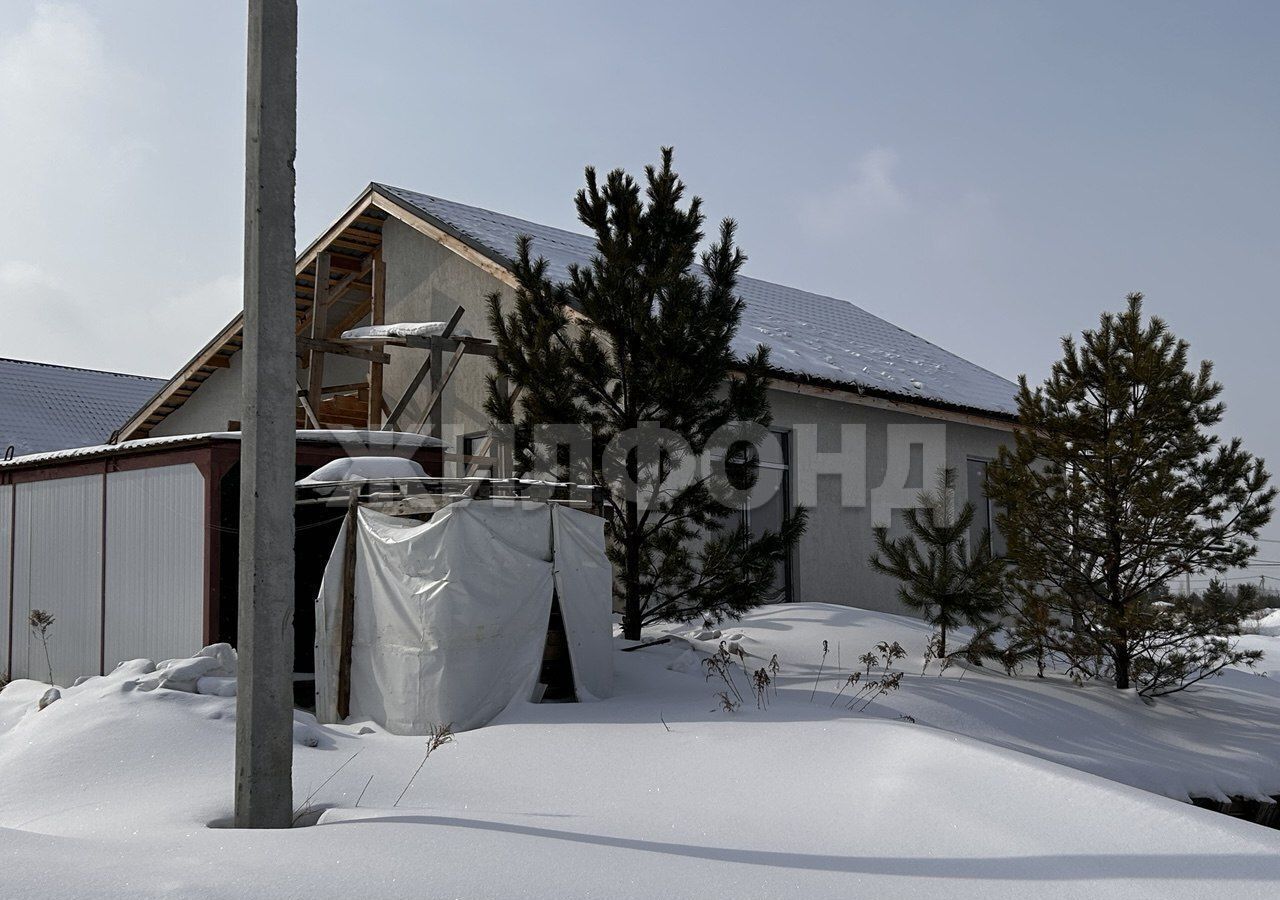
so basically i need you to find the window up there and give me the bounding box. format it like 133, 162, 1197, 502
965, 458, 1006, 557
460, 431, 491, 477
730, 429, 795, 602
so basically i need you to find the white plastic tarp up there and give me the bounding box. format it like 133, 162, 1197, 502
315, 500, 612, 734
550, 504, 613, 701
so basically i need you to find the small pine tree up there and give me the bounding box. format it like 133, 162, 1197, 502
869, 468, 1007, 657
486, 149, 805, 640
997, 591, 1060, 678
987, 295, 1274, 694
1119, 579, 1263, 694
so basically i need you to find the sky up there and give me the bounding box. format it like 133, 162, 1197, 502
1, 0, 1277, 570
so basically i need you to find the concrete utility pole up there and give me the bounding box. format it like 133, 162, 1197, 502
234, 0, 298, 829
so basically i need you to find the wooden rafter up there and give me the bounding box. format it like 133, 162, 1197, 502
306, 252, 331, 411
297, 336, 390, 365
367, 258, 386, 428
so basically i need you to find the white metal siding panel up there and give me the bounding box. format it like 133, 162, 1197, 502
11, 476, 104, 684
0, 484, 12, 677
104, 465, 206, 668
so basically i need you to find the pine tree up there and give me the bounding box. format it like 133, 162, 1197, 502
486, 149, 805, 640
986, 295, 1274, 694
868, 468, 1007, 658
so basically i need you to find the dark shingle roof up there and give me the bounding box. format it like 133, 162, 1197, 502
0, 358, 165, 458
375, 184, 1020, 417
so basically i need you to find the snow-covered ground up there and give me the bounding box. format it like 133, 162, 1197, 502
2, 603, 1279, 899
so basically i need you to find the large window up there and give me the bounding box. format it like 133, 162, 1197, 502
966, 458, 1007, 557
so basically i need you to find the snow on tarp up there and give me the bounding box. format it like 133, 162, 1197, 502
341, 322, 474, 341
296, 456, 427, 487
314, 500, 612, 734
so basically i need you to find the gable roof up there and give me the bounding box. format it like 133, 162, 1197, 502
0, 357, 165, 458
117, 182, 1018, 441
375, 184, 1020, 417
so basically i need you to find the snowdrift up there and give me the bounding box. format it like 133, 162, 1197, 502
2, 604, 1279, 898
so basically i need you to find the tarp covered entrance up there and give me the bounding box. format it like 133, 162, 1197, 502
315, 499, 612, 733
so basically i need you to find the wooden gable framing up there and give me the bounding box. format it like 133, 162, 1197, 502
117, 188, 389, 441
115, 184, 527, 443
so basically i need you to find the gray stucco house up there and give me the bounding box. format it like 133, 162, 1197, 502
115, 183, 1018, 615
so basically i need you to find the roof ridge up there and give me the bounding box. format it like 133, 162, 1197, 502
0, 356, 165, 382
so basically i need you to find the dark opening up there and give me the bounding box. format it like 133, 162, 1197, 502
216, 462, 344, 709
539, 597, 577, 702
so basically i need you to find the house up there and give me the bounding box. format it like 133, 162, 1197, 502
111, 183, 1019, 616
0, 357, 164, 458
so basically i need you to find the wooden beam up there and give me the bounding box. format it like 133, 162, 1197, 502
327, 238, 380, 254
339, 228, 381, 245
322, 256, 373, 311
320, 382, 367, 396
296, 253, 373, 336
395, 333, 498, 358
383, 355, 432, 431
336, 489, 359, 720
297, 336, 390, 365
295, 188, 376, 275
440, 305, 465, 338
295, 381, 321, 428
382, 306, 465, 431
413, 342, 466, 435
321, 253, 366, 273
306, 252, 331, 411
427, 346, 444, 438
368, 258, 386, 429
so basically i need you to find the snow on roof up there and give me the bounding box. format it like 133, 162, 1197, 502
376, 184, 1020, 417
0, 429, 447, 469
0, 357, 165, 458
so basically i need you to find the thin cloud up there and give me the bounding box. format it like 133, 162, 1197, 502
0, 2, 159, 371
800, 148, 909, 237
0, 261, 96, 363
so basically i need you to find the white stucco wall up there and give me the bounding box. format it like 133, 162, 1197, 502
763, 386, 1011, 613
380, 217, 510, 455
150, 353, 244, 437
